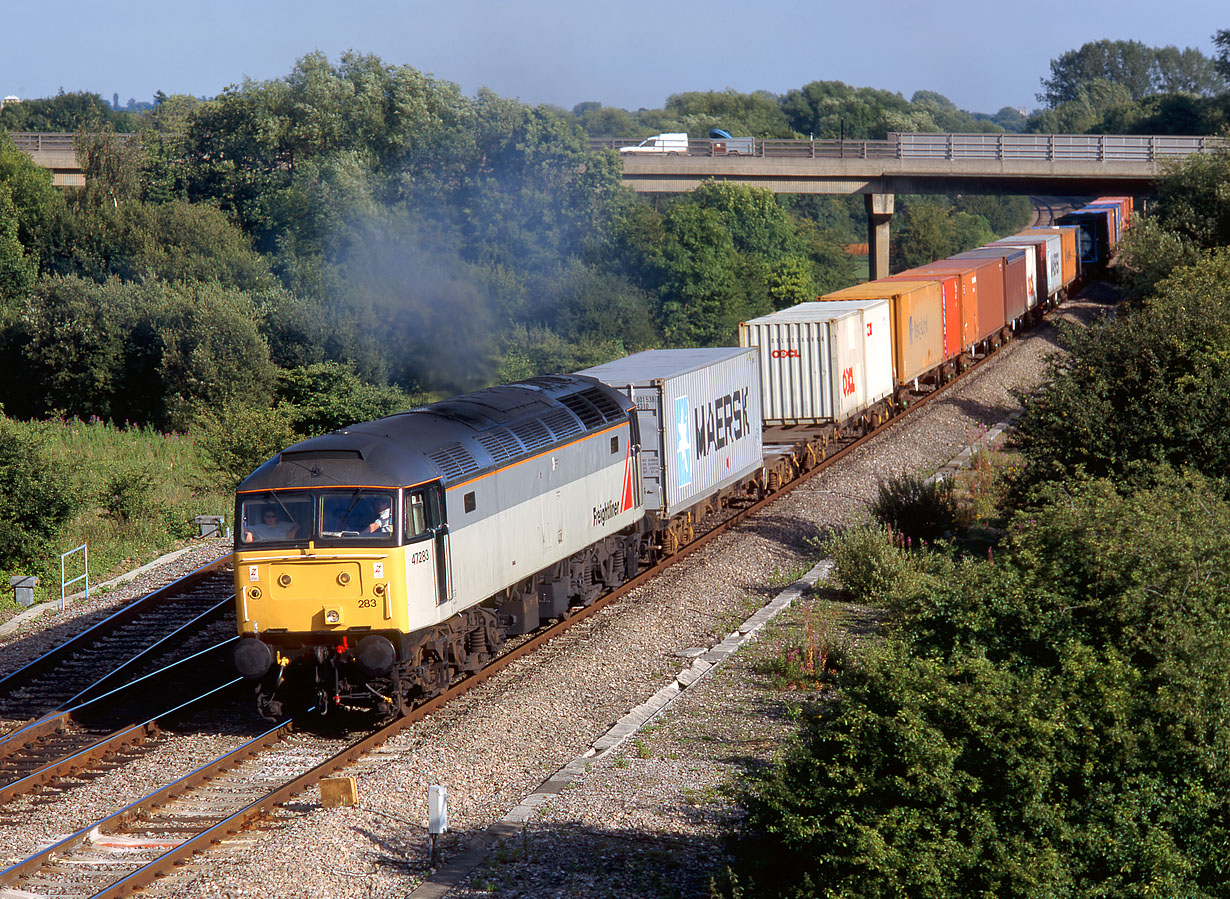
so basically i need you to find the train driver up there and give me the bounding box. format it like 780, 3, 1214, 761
366, 496, 393, 534
243, 508, 299, 542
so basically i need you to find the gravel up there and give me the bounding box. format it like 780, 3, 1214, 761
0, 297, 1106, 898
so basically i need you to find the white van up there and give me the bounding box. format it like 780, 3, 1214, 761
619, 133, 689, 155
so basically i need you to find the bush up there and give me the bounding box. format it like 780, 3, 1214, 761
0, 415, 78, 572
821, 524, 916, 603
193, 402, 296, 492
735, 470, 1230, 899
100, 463, 160, 525
276, 363, 413, 437
869, 472, 959, 542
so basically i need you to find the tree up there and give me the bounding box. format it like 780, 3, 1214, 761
74, 127, 145, 210
1150, 145, 1230, 249
57, 199, 276, 288
662, 89, 793, 137
275, 362, 412, 436
0, 415, 78, 571
0, 276, 126, 420
891, 200, 958, 271
0, 91, 136, 132
781, 81, 938, 140
150, 282, 278, 431
1038, 40, 1225, 107
571, 102, 640, 138
0, 185, 35, 302
0, 132, 67, 269
653, 201, 742, 345
1215, 29, 1230, 81
1013, 249, 1230, 496
1026, 79, 1135, 133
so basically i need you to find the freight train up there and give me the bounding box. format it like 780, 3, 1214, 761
232, 200, 1127, 720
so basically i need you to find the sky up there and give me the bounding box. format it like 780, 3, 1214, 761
2, 0, 1222, 116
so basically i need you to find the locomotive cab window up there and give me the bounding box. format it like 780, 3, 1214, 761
406, 492, 428, 538
319, 490, 396, 542
240, 495, 311, 545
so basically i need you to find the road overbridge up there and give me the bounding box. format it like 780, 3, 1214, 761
596, 132, 1225, 277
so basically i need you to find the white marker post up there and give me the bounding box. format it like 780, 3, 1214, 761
428, 784, 448, 863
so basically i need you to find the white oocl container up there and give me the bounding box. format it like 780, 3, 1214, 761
739, 299, 893, 426
578, 348, 763, 523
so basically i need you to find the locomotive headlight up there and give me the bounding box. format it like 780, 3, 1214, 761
278, 573, 293, 587
324, 607, 342, 625
249, 587, 262, 600
337, 571, 351, 586
373, 583, 386, 596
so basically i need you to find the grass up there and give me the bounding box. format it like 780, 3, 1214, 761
952, 423, 1021, 534
755, 599, 850, 692
766, 563, 812, 587
1, 417, 231, 613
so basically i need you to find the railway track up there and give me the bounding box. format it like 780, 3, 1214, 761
0, 648, 243, 809
1029, 195, 1076, 228
0, 560, 234, 726
0, 558, 246, 824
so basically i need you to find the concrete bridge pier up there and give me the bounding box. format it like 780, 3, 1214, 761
865, 193, 894, 280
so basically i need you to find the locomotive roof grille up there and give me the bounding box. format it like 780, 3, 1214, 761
557, 392, 605, 430
540, 408, 583, 441
521, 375, 575, 390
510, 419, 553, 452
579, 386, 626, 423
427, 442, 482, 480
423, 401, 496, 428
474, 428, 524, 464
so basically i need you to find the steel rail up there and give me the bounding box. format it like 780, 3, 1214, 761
0, 676, 242, 805
0, 555, 232, 696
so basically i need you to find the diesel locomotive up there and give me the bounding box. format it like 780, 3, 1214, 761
231, 351, 767, 720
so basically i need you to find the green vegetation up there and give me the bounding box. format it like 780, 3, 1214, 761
726, 145, 1230, 897
0, 416, 230, 609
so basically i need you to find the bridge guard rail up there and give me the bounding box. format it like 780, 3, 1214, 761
587, 132, 1226, 162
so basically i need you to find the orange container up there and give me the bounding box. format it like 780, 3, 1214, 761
882, 270, 962, 360
902, 256, 1006, 347
952, 248, 1029, 325
819, 280, 945, 386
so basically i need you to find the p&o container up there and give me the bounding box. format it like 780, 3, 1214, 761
738, 299, 892, 427
579, 348, 763, 523
903, 256, 1007, 348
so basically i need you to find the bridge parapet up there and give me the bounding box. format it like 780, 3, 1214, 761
589, 132, 1226, 163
